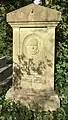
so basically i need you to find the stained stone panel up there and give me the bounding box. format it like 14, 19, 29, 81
19, 27, 55, 91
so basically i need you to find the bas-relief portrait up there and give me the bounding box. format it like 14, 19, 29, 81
22, 34, 40, 58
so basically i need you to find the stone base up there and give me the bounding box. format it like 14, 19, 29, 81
5, 87, 60, 111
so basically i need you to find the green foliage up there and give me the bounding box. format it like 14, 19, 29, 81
0, 0, 68, 119
0, 3, 12, 60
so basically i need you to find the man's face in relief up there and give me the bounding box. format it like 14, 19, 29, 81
26, 38, 38, 55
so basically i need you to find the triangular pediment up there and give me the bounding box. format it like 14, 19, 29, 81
7, 3, 61, 22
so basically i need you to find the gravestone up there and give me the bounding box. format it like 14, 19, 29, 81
6, 4, 61, 111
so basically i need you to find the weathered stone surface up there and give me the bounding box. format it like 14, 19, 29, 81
6, 3, 61, 111
6, 87, 60, 111
7, 3, 61, 22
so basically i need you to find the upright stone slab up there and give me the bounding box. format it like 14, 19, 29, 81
6, 4, 61, 111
